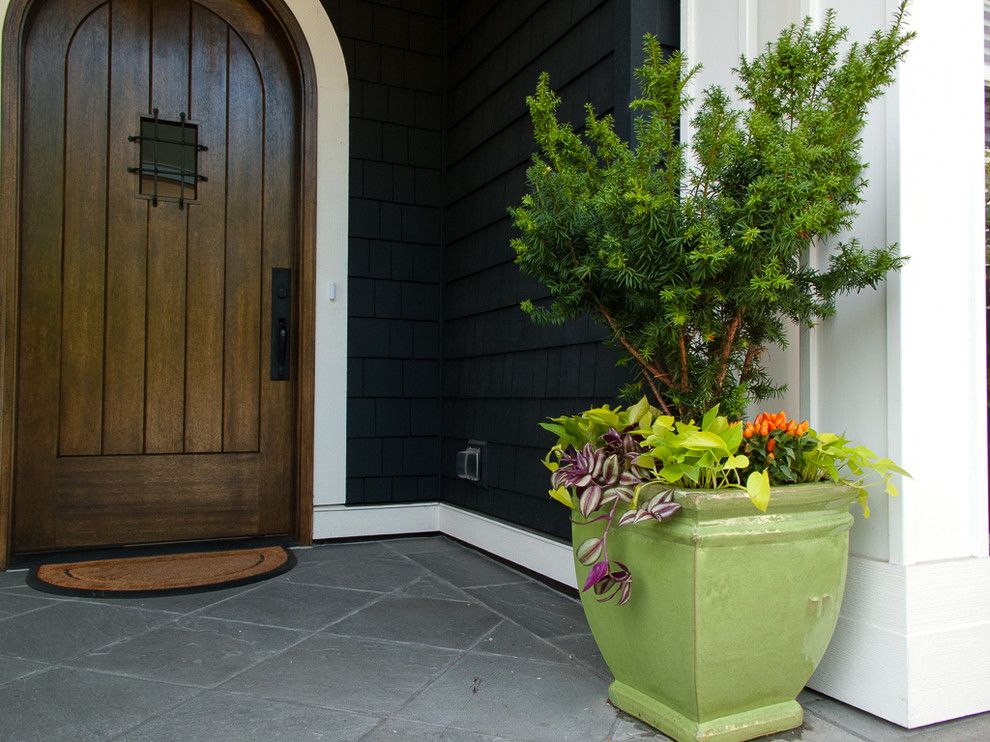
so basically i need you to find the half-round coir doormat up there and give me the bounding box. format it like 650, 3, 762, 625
28, 546, 295, 598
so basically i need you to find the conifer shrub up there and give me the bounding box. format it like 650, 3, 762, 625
511, 4, 914, 420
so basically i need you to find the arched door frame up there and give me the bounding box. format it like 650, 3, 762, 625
0, 0, 350, 569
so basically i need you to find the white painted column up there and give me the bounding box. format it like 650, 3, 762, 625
682, 0, 990, 726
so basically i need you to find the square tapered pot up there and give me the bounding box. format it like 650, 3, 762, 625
573, 482, 856, 742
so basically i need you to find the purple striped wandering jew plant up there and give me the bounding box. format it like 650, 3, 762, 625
550, 426, 680, 605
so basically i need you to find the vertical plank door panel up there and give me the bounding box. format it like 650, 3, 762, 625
223, 31, 263, 453
258, 32, 298, 533
104, 0, 151, 455
12, 0, 300, 553
184, 8, 229, 453
13, 0, 81, 551
144, 0, 191, 453
59, 6, 109, 456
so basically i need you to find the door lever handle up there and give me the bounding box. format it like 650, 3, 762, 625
271, 268, 291, 381
277, 319, 288, 378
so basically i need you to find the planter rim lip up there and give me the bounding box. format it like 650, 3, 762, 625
638, 480, 857, 514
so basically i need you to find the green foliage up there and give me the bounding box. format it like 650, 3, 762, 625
797, 431, 909, 517
633, 407, 750, 491
542, 400, 909, 515
511, 5, 914, 420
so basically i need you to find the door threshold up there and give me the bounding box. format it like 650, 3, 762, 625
8, 535, 297, 569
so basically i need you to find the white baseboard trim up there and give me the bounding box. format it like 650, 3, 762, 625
438, 504, 576, 589
312, 502, 439, 539
810, 554, 990, 727
311, 502, 576, 588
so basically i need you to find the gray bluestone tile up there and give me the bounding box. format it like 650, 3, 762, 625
56, 582, 258, 615
383, 535, 464, 556
199, 579, 379, 630
0, 569, 28, 589
401, 574, 475, 602
73, 616, 306, 687
0, 655, 48, 685
220, 633, 460, 716
0, 590, 56, 620
328, 593, 501, 649
917, 712, 990, 740
292, 540, 393, 562
799, 687, 826, 705
609, 714, 673, 740
549, 633, 612, 679
286, 554, 427, 593
363, 718, 522, 741
767, 711, 861, 740
0, 600, 171, 663
405, 548, 527, 587
466, 581, 589, 639
472, 620, 572, 664
0, 667, 196, 742
394, 652, 618, 741
117, 690, 381, 742
806, 699, 918, 740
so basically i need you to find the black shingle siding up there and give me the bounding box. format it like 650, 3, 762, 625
440, 0, 678, 539
329, 0, 679, 537
324, 0, 443, 505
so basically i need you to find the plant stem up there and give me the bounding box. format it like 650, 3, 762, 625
562, 239, 675, 415
589, 291, 674, 415
600, 498, 621, 563
678, 332, 689, 392
715, 310, 744, 394
740, 343, 760, 383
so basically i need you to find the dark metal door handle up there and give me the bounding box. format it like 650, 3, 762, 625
271, 268, 291, 380
277, 320, 288, 378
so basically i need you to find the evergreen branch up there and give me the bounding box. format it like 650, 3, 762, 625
678, 332, 689, 393
589, 291, 674, 416
740, 343, 760, 384
562, 235, 674, 415
715, 310, 744, 394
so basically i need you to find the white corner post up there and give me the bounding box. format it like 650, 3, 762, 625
815, 0, 989, 727
682, 0, 990, 727
285, 0, 350, 512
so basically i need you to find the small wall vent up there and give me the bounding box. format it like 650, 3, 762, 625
456, 440, 485, 482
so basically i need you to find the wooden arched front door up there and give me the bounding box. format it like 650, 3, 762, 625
9, 0, 304, 553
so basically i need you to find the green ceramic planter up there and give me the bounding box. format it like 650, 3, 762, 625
572, 482, 855, 742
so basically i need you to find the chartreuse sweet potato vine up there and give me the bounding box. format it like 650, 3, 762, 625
511, 5, 914, 421
544, 399, 909, 605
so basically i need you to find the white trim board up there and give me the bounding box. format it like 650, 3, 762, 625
312, 502, 440, 539
312, 502, 577, 589
438, 504, 577, 589
810, 554, 990, 728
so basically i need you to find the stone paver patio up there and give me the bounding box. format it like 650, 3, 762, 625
0, 536, 987, 741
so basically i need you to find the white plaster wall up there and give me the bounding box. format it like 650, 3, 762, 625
804, 0, 892, 561
0, 0, 351, 518
885, 0, 988, 565
287, 0, 351, 508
